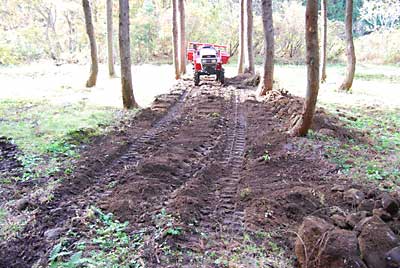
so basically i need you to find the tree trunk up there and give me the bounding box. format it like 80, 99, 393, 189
339, 0, 356, 91
172, 0, 180, 79
106, 0, 115, 77
257, 0, 274, 96
237, 0, 245, 74
82, 0, 98, 87
178, 0, 186, 75
119, 0, 138, 109
321, 0, 327, 83
291, 0, 320, 137
245, 0, 255, 74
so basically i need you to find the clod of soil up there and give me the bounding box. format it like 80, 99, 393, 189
358, 216, 400, 268
0, 136, 22, 176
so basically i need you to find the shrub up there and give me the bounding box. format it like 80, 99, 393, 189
355, 29, 400, 64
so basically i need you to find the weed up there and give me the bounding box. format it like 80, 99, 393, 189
209, 112, 220, 118
49, 207, 146, 268
262, 150, 271, 162
239, 187, 252, 201
155, 208, 183, 237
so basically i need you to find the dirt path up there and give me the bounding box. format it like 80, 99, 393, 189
1, 78, 389, 267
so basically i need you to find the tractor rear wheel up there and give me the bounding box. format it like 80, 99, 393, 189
220, 70, 225, 85
194, 72, 200, 86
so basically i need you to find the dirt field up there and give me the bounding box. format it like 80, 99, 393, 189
2, 72, 398, 268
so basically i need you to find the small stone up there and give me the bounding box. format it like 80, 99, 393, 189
346, 211, 369, 228
331, 185, 346, 192
382, 193, 399, 216
386, 246, 400, 268
15, 198, 30, 211
331, 214, 348, 229
44, 228, 64, 240
358, 199, 375, 213
344, 188, 365, 205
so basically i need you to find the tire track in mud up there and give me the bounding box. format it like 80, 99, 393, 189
155, 86, 251, 266
101, 83, 231, 227
0, 83, 196, 268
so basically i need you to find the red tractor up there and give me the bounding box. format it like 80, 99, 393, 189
187, 42, 230, 86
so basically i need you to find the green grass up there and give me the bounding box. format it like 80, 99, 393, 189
49, 207, 144, 268
0, 99, 115, 154
49, 208, 185, 268
0, 99, 118, 182
354, 73, 400, 83
309, 106, 400, 189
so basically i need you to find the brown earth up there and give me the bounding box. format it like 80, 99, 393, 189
0, 77, 396, 267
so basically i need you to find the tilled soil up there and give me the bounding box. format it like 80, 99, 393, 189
0, 78, 392, 267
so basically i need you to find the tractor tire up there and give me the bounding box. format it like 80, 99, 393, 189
220, 70, 225, 85
194, 72, 200, 86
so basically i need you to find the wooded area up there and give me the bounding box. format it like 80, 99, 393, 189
0, 0, 399, 267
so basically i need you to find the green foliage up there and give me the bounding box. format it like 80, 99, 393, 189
320, 107, 400, 188
49, 207, 145, 268
0, 99, 115, 181
155, 208, 183, 237
0, 0, 397, 65
262, 150, 271, 162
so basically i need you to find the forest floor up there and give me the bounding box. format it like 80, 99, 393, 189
0, 63, 399, 267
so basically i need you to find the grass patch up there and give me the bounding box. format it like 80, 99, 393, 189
0, 99, 118, 181
49, 208, 185, 268
0, 99, 115, 154
49, 207, 144, 268
310, 106, 400, 189
355, 73, 400, 83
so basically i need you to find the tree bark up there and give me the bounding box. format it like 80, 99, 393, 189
339, 0, 356, 91
258, 0, 274, 96
237, 0, 245, 74
321, 0, 327, 83
291, 0, 320, 137
119, 0, 138, 109
106, 0, 115, 77
245, 0, 255, 74
82, 0, 98, 87
178, 0, 186, 75
172, 0, 180, 79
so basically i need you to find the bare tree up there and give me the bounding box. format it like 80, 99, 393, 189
245, 0, 255, 74
291, 0, 319, 136
321, 0, 327, 83
119, 0, 138, 109
258, 0, 274, 96
106, 0, 115, 77
172, 0, 180, 79
82, 0, 98, 87
178, 0, 186, 75
237, 0, 245, 74
339, 0, 356, 91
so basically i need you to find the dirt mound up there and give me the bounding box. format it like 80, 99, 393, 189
259, 89, 367, 142
295, 188, 400, 268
